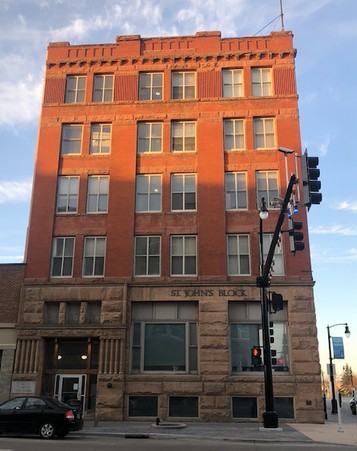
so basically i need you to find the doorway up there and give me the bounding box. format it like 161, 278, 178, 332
55, 374, 86, 411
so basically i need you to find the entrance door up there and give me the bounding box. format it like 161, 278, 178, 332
55, 374, 86, 412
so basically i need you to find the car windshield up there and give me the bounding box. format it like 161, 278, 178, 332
0, 398, 26, 410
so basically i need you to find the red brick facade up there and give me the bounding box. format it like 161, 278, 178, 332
16, 31, 324, 423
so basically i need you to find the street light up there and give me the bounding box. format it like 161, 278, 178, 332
259, 197, 279, 429
327, 323, 351, 413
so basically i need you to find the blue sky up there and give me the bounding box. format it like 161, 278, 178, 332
1, 0, 356, 382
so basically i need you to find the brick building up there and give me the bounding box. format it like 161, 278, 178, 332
14, 30, 324, 423
0, 263, 24, 401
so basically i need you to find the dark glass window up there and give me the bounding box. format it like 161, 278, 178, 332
232, 397, 258, 418
275, 397, 294, 419
169, 396, 198, 417
128, 396, 158, 417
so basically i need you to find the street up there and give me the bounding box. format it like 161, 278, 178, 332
0, 436, 355, 451
0, 397, 355, 450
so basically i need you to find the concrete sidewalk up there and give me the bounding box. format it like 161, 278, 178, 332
74, 418, 357, 447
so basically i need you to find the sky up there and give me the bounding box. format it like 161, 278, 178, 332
0, 0, 356, 385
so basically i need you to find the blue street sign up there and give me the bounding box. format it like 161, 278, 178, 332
332, 336, 345, 359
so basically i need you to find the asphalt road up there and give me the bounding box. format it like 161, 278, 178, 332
0, 436, 355, 451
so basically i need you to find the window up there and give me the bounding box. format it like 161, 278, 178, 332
137, 122, 163, 153
170, 235, 197, 276
169, 397, 199, 418
172, 72, 195, 99
24, 398, 47, 410
131, 302, 198, 373
262, 234, 284, 275
93, 74, 113, 102
61, 124, 82, 155
87, 175, 109, 213
51, 237, 75, 277
83, 237, 106, 277
225, 172, 247, 210
224, 119, 245, 151
44, 302, 59, 325
252, 68, 272, 96
139, 73, 163, 100
136, 175, 161, 212
171, 174, 196, 211
65, 302, 80, 326
85, 302, 101, 324
253, 117, 275, 149
275, 397, 294, 419
56, 176, 79, 213
65, 75, 86, 103
227, 235, 250, 276
232, 397, 258, 419
90, 124, 111, 154
128, 396, 158, 417
134, 236, 161, 276
171, 121, 196, 152
222, 69, 243, 97
256, 171, 278, 209
229, 302, 289, 373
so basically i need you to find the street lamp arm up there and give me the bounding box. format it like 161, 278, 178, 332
328, 323, 348, 329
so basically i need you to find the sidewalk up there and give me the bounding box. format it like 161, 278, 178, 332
74, 418, 357, 447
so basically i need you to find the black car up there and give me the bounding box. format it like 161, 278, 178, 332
0, 396, 83, 439
350, 397, 357, 415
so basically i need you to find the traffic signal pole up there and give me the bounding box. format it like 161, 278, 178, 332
257, 174, 297, 429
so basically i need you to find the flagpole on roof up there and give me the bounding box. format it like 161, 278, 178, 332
280, 0, 285, 31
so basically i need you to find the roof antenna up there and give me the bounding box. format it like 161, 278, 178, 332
280, 0, 285, 31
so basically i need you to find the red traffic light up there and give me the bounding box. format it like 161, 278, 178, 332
251, 346, 262, 366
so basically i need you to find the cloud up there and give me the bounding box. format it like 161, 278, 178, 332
335, 201, 357, 213
0, 180, 32, 204
319, 136, 330, 156
310, 225, 357, 236
0, 78, 42, 127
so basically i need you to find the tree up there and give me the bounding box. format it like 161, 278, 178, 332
339, 364, 353, 395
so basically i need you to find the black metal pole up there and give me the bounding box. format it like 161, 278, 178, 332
327, 326, 337, 413
259, 206, 278, 429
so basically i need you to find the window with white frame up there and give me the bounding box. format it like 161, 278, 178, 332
86, 175, 109, 213
170, 235, 197, 276
256, 171, 278, 209
171, 121, 196, 152
227, 234, 250, 276
137, 122, 163, 153
225, 172, 247, 210
171, 174, 196, 211
136, 175, 161, 212
224, 119, 245, 151
134, 236, 161, 276
251, 68, 272, 96
139, 73, 163, 100
229, 302, 289, 373
51, 237, 75, 277
56, 176, 79, 213
131, 302, 198, 373
262, 233, 284, 275
82, 237, 106, 277
172, 72, 195, 99
90, 123, 111, 154
61, 124, 82, 155
93, 74, 113, 102
253, 117, 275, 149
222, 69, 243, 97
65, 75, 86, 103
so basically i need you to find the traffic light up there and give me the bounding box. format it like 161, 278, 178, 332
301, 149, 322, 209
251, 346, 262, 366
288, 218, 304, 252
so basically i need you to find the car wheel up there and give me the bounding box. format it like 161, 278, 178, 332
39, 422, 56, 439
